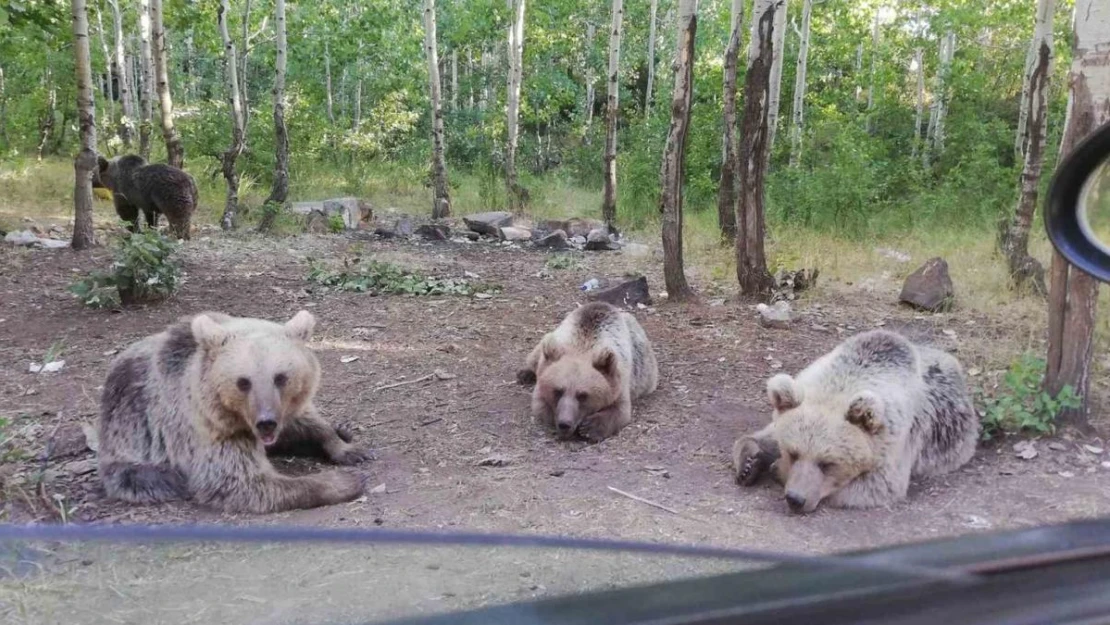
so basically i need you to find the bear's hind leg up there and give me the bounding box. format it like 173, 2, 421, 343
100, 461, 189, 503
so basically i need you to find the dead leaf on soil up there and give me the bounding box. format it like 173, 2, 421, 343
1014, 440, 1038, 460
81, 422, 99, 453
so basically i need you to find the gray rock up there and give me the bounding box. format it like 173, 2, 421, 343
900, 257, 954, 312
757, 301, 794, 329
291, 197, 371, 230
565, 217, 605, 238
499, 226, 532, 241
415, 224, 450, 241
570, 235, 587, 246
535, 229, 570, 250
588, 276, 652, 308
463, 211, 513, 236
4, 230, 42, 246
395, 216, 415, 237
585, 229, 620, 251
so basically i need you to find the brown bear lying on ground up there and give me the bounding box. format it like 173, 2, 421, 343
733, 330, 978, 514
518, 302, 658, 442
97, 310, 371, 513
94, 154, 197, 240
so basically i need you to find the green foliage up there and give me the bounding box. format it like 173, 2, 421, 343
544, 254, 581, 271
979, 353, 1083, 440
307, 257, 499, 297
69, 230, 183, 309
327, 213, 346, 233
0, 415, 20, 463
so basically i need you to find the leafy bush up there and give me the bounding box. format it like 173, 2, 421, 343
0, 416, 22, 464
979, 353, 1082, 440
545, 254, 582, 271
307, 257, 499, 297
70, 230, 183, 308
327, 213, 346, 234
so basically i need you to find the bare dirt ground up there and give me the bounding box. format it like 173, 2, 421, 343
2, 224, 1110, 624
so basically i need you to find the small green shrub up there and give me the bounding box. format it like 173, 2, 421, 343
327, 213, 346, 233
307, 257, 499, 297
979, 353, 1082, 440
544, 254, 582, 271
70, 230, 183, 308
0, 416, 22, 463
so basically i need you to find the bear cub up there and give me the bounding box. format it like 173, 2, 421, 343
95, 154, 197, 240
98, 310, 371, 513
518, 302, 658, 442
733, 329, 978, 514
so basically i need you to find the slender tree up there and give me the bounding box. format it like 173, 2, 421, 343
107, 0, 133, 147
137, 0, 154, 159
766, 0, 787, 150
644, 0, 658, 116
1044, 0, 1110, 430
735, 0, 779, 298
659, 0, 698, 301
325, 39, 335, 124
1000, 0, 1056, 293
788, 0, 813, 167
865, 10, 879, 132
601, 0, 624, 228
584, 22, 597, 130
717, 0, 743, 242
505, 0, 527, 211
264, 0, 289, 209
924, 30, 955, 166
218, 0, 245, 230
424, 0, 452, 218
149, 0, 182, 167
93, 0, 116, 138
37, 68, 57, 160
910, 47, 925, 158
71, 0, 98, 250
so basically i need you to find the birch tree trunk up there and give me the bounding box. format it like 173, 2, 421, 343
766, 0, 787, 151
71, 0, 98, 250
1044, 0, 1110, 430
865, 11, 879, 133
1015, 17, 1041, 160
659, 0, 698, 301
735, 0, 778, 298
240, 0, 252, 135
999, 0, 1055, 293
644, 0, 658, 116
925, 30, 955, 166
107, 0, 132, 147
424, 0, 452, 219
601, 0, 624, 228
37, 69, 56, 160
716, 0, 743, 242
137, 0, 154, 159
0, 65, 7, 149
150, 0, 183, 167
467, 48, 474, 108
450, 48, 458, 112
585, 22, 596, 130
505, 0, 527, 212
93, 0, 115, 139
788, 0, 813, 167
264, 0, 289, 209
325, 40, 334, 124
911, 47, 924, 158
218, 0, 245, 230
480, 49, 490, 112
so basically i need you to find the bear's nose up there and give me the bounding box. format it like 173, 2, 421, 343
785, 491, 807, 513
556, 421, 574, 434
256, 419, 277, 437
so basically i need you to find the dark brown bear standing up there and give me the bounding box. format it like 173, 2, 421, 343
95, 154, 198, 240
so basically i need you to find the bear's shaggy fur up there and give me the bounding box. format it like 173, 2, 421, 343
732, 330, 978, 514
95, 154, 197, 239
97, 310, 371, 513
517, 302, 658, 442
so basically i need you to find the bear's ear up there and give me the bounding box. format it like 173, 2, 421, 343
593, 349, 616, 378
846, 391, 885, 435
284, 310, 316, 342
767, 374, 802, 413
541, 338, 561, 363
97, 155, 109, 172
191, 314, 229, 351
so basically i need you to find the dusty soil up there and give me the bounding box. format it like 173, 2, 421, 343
1, 225, 1109, 624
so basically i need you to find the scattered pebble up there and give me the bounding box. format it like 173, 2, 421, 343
340, 356, 360, 364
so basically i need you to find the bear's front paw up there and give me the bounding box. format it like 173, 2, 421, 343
330, 444, 375, 465
334, 423, 355, 443
733, 439, 770, 486
576, 414, 616, 443
516, 368, 537, 386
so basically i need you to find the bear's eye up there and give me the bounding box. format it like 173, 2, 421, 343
273, 373, 288, 388
552, 388, 564, 401
818, 461, 836, 473
788, 451, 799, 463
575, 391, 589, 403
236, 377, 252, 393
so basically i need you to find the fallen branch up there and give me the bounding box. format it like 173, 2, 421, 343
607, 486, 697, 520
373, 369, 455, 393
418, 417, 443, 427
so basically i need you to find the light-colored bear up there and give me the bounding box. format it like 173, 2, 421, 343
732, 329, 978, 513
98, 310, 370, 513
517, 302, 658, 442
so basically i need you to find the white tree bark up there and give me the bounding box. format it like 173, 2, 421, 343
450, 48, 458, 111
93, 0, 115, 137
149, 0, 182, 167
480, 48, 490, 112
645, 0, 658, 115
264, 0, 289, 208
865, 10, 880, 132
911, 47, 925, 158
1044, 0, 1110, 429
766, 0, 787, 151
788, 0, 812, 167
467, 48, 474, 108
325, 40, 334, 123
107, 0, 132, 147
585, 22, 596, 129
601, 0, 623, 227
659, 0, 698, 301
925, 30, 955, 166
505, 0, 526, 210
353, 41, 363, 131
137, 0, 154, 159
71, 0, 98, 249
717, 0, 743, 240
218, 0, 245, 230
1016, 0, 1056, 160
424, 0, 452, 218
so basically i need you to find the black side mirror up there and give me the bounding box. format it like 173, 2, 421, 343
1045, 120, 1110, 283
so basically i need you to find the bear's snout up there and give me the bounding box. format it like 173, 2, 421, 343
785, 491, 808, 513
